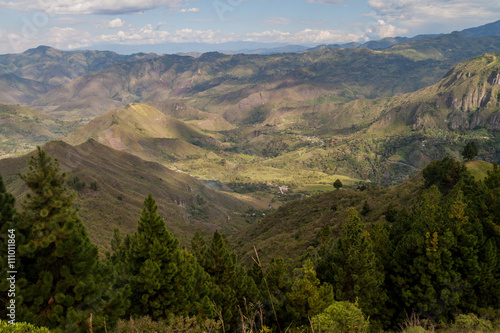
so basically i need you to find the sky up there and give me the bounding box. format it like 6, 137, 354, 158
0, 0, 499, 54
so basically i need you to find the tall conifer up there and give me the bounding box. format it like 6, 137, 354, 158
316, 208, 387, 328
124, 194, 211, 320
14, 147, 107, 332
0, 173, 17, 320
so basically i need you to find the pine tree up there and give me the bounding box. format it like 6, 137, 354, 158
389, 187, 468, 322
316, 208, 387, 328
286, 259, 334, 326
0, 173, 17, 320
14, 147, 108, 332
462, 141, 478, 161
194, 230, 258, 332
124, 194, 211, 320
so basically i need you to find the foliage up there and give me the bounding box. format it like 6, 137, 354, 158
0, 173, 17, 319
462, 141, 479, 161
316, 208, 387, 328
119, 194, 212, 320
334, 179, 343, 190
453, 313, 493, 332
311, 300, 369, 333
192, 230, 258, 331
422, 157, 471, 193
12, 147, 115, 332
112, 315, 221, 333
67, 176, 86, 191
0, 320, 51, 332
286, 259, 334, 326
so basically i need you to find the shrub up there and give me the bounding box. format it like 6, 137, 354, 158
402, 326, 427, 333
453, 313, 493, 333
112, 316, 221, 333
0, 320, 51, 332
311, 300, 369, 333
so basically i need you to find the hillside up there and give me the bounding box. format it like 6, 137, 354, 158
64, 103, 222, 163
0, 103, 77, 157
368, 53, 500, 133
0, 139, 252, 249
231, 158, 495, 266
231, 173, 424, 265
0, 73, 55, 104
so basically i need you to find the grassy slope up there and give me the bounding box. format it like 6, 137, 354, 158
231, 173, 425, 266
64, 103, 221, 162
0, 103, 78, 157
0, 140, 251, 250
465, 159, 494, 180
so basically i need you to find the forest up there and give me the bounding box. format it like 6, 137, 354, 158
0, 145, 499, 333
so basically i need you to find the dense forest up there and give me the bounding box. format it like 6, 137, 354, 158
0, 146, 499, 332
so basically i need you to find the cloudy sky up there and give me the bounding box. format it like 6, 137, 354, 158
0, 0, 499, 54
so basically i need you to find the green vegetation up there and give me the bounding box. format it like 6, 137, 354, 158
0, 320, 51, 332
1, 147, 500, 332
462, 141, 479, 161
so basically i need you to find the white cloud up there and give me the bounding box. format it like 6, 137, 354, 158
98, 18, 126, 29
365, 19, 408, 39
259, 17, 292, 25
368, 0, 500, 31
179, 7, 200, 13
2, 0, 185, 15
49, 26, 92, 49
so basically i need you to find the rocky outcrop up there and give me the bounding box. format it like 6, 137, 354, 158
488, 111, 500, 130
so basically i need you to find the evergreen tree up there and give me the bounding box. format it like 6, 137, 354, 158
388, 186, 482, 322
194, 230, 258, 332
462, 141, 478, 161
333, 179, 343, 190
124, 194, 211, 320
422, 157, 471, 194
13, 147, 109, 332
316, 208, 387, 328
0, 173, 17, 320
286, 259, 334, 326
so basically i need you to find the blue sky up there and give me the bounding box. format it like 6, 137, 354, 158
0, 0, 499, 54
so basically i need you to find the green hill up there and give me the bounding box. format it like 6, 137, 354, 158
0, 103, 77, 157
0, 139, 251, 250
64, 103, 222, 163
231, 173, 425, 266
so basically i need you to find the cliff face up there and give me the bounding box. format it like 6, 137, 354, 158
437, 54, 500, 130
408, 54, 500, 131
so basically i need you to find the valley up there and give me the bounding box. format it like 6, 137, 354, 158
1, 20, 500, 333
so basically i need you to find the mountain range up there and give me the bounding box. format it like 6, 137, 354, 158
0, 20, 500, 249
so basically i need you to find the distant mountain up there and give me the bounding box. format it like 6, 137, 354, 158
0, 73, 55, 104
0, 139, 251, 249
311, 20, 500, 52
224, 45, 310, 55
0, 45, 157, 85
84, 42, 311, 56
31, 34, 500, 123
461, 20, 500, 38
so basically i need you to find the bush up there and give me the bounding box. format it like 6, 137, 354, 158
0, 320, 51, 332
402, 326, 427, 333
112, 316, 221, 333
453, 313, 493, 333
312, 300, 369, 333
